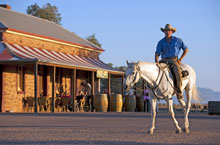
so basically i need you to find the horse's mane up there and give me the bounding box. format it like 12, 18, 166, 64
137, 61, 155, 65
127, 61, 155, 69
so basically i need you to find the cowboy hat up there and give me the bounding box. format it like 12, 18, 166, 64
160, 24, 176, 33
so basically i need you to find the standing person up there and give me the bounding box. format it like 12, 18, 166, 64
155, 24, 188, 99
81, 82, 92, 111
144, 88, 150, 112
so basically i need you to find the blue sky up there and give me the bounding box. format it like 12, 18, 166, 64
1, 0, 220, 92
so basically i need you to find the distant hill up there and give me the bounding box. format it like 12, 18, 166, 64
197, 87, 220, 104
170, 87, 220, 104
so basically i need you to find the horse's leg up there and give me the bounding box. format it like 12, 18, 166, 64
148, 98, 157, 134
184, 87, 192, 134
167, 96, 182, 133
178, 97, 186, 113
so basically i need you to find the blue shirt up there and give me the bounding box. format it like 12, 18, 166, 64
155, 36, 188, 59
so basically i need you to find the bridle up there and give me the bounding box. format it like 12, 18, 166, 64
146, 65, 165, 100
130, 70, 139, 88
147, 64, 164, 89
130, 63, 174, 100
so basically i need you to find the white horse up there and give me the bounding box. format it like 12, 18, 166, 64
123, 61, 200, 134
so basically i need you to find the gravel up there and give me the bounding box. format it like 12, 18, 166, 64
0, 112, 219, 145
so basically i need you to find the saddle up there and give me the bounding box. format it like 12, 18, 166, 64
158, 61, 189, 79
158, 62, 188, 94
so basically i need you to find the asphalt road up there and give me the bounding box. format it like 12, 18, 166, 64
0, 112, 219, 145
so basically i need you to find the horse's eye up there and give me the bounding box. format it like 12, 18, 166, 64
132, 72, 135, 74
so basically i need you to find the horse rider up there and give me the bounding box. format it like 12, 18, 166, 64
155, 24, 188, 99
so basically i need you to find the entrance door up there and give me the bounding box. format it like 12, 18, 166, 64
0, 65, 2, 112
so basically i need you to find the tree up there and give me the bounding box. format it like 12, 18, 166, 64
86, 34, 102, 48
114, 66, 126, 72
107, 63, 113, 68
27, 3, 62, 25
107, 63, 126, 72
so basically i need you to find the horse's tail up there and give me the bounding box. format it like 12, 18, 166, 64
191, 84, 202, 104
187, 64, 202, 104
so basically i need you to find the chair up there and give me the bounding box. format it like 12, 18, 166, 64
22, 97, 27, 112
79, 98, 85, 112
61, 97, 70, 112
74, 97, 86, 112
26, 97, 35, 112
74, 100, 80, 112
55, 97, 62, 112
38, 97, 50, 112
48, 97, 52, 112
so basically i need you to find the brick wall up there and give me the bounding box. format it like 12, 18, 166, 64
61, 68, 71, 94
2, 64, 35, 112
3, 32, 100, 59
3, 65, 22, 112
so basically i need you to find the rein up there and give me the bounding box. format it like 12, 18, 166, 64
131, 64, 164, 97
146, 64, 174, 100
130, 63, 174, 100
147, 65, 163, 90
146, 65, 164, 100
133, 85, 145, 92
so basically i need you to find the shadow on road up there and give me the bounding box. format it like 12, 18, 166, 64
0, 112, 219, 120
0, 140, 206, 145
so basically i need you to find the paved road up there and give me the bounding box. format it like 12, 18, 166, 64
0, 112, 219, 145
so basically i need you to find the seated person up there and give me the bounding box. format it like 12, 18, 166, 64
76, 91, 85, 111
76, 91, 84, 102
80, 82, 92, 111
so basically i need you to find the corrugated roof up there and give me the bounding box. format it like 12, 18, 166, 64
0, 7, 103, 51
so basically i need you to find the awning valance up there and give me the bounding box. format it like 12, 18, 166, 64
0, 42, 123, 74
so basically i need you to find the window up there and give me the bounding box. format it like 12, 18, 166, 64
17, 65, 24, 92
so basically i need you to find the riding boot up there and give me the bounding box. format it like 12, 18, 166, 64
173, 63, 183, 99
176, 87, 183, 99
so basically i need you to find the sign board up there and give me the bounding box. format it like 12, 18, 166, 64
97, 70, 108, 79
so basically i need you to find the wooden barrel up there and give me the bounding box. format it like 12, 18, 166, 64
95, 93, 108, 112
136, 96, 144, 112
125, 95, 136, 112
110, 94, 123, 112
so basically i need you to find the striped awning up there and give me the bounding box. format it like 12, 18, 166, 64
0, 42, 121, 73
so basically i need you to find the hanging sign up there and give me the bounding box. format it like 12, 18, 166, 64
97, 70, 108, 79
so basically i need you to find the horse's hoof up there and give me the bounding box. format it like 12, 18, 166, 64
183, 128, 190, 134
147, 130, 154, 135
176, 129, 182, 134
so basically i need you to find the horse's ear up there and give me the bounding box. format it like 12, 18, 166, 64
136, 61, 140, 71
126, 60, 129, 65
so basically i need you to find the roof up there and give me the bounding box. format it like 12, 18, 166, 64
0, 7, 103, 51
0, 42, 123, 74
